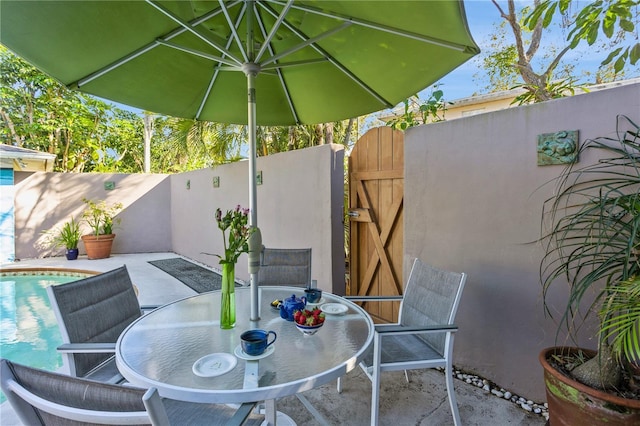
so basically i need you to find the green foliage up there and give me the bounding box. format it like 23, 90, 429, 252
152, 117, 245, 172
482, 44, 520, 92
540, 115, 640, 363
386, 87, 449, 131
526, 0, 640, 73
41, 217, 81, 249
510, 77, 589, 105
0, 46, 144, 172
82, 198, 123, 236
256, 120, 355, 156
600, 276, 640, 362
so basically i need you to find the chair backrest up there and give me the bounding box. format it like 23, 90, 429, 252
399, 258, 466, 355
0, 358, 166, 426
257, 247, 312, 287
47, 265, 142, 377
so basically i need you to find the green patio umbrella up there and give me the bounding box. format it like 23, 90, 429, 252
0, 0, 478, 319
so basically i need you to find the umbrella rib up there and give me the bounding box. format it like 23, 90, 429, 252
259, 2, 392, 109
218, 0, 249, 63
261, 58, 327, 70
75, 0, 244, 87
254, 0, 293, 63
75, 43, 160, 88
156, 40, 241, 68
197, 3, 250, 119
260, 21, 352, 68
146, 0, 243, 66
266, 0, 478, 53
254, 5, 299, 124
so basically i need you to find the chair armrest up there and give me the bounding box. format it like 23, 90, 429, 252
342, 295, 403, 302
57, 343, 116, 354
375, 323, 458, 335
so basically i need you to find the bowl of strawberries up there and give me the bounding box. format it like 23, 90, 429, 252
293, 308, 325, 336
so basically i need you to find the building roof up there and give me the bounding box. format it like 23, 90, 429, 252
450, 76, 640, 108
377, 76, 640, 123
0, 144, 56, 172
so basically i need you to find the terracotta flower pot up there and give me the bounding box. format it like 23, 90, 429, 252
539, 347, 640, 426
81, 234, 116, 259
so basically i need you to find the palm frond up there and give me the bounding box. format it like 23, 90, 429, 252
540, 114, 640, 361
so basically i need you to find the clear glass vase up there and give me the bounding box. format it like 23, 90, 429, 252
220, 262, 236, 329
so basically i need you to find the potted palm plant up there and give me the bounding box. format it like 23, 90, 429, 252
41, 217, 82, 260
539, 115, 640, 425
80, 198, 123, 259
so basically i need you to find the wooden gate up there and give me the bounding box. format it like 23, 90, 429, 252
347, 127, 404, 323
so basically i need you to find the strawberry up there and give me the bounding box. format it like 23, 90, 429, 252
293, 308, 326, 327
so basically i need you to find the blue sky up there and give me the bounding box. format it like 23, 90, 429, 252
434, 0, 501, 100
426, 0, 640, 102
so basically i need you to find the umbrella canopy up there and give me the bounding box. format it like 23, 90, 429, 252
1, 1, 478, 125
0, 0, 479, 319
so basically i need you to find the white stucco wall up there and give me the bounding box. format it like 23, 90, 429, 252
12, 144, 345, 294
170, 144, 345, 293
14, 173, 172, 258
404, 82, 640, 401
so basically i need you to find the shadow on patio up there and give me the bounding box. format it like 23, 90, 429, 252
1, 253, 545, 425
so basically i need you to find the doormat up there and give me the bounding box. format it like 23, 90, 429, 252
148, 258, 239, 293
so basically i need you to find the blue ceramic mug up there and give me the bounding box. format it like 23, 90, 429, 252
304, 288, 323, 304
240, 329, 277, 356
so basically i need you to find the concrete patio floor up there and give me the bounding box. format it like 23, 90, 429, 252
0, 253, 546, 425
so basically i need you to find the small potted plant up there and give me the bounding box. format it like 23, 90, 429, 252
41, 217, 82, 260
80, 198, 123, 259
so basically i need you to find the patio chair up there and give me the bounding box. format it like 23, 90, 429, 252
1, 358, 261, 426
257, 247, 312, 287
342, 258, 467, 426
46, 265, 151, 383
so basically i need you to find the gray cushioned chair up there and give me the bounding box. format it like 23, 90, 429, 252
1, 358, 261, 426
46, 265, 148, 383
342, 258, 467, 426
257, 247, 312, 287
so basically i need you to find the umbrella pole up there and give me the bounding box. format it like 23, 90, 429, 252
246, 66, 260, 321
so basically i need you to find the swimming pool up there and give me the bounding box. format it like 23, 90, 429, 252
0, 268, 95, 403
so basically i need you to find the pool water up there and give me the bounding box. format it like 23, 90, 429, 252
0, 271, 90, 403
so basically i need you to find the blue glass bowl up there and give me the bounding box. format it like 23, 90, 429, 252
295, 322, 324, 336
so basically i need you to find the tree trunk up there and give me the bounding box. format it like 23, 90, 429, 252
143, 113, 154, 173
344, 118, 355, 146
324, 122, 334, 145
571, 344, 622, 390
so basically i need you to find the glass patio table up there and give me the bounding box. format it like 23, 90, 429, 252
116, 286, 374, 424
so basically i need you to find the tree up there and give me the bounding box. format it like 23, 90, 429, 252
385, 87, 450, 131
151, 118, 245, 173
526, 0, 639, 73
486, 0, 639, 103
256, 120, 356, 156
490, 0, 580, 102
0, 46, 144, 172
